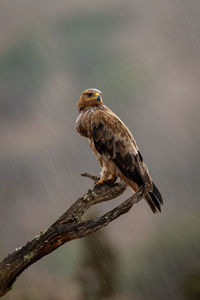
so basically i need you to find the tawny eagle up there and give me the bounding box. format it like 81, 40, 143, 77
76, 88, 163, 213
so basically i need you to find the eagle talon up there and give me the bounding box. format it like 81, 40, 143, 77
94, 179, 105, 186
106, 178, 117, 185
95, 178, 117, 186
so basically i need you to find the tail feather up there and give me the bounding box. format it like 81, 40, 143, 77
145, 182, 163, 213
152, 182, 163, 204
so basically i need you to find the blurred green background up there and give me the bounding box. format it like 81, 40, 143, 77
0, 0, 200, 299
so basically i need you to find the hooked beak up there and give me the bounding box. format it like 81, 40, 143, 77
96, 94, 101, 102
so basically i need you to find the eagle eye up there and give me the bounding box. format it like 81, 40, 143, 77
87, 93, 93, 98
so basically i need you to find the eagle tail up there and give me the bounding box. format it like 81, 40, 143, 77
145, 182, 163, 213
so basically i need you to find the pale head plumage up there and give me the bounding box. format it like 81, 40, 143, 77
77, 88, 103, 111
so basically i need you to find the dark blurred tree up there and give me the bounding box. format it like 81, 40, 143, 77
182, 270, 200, 300
124, 216, 200, 300
78, 228, 118, 300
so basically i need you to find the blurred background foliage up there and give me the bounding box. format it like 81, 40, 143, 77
0, 38, 46, 121
0, 0, 200, 299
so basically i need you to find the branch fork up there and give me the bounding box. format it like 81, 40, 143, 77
0, 173, 146, 297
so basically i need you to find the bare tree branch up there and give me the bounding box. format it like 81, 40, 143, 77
0, 174, 146, 297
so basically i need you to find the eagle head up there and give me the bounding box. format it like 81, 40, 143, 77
77, 88, 103, 111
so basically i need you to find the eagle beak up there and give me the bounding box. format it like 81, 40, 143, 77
96, 95, 101, 102
95, 93, 101, 102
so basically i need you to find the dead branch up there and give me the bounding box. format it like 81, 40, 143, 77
0, 173, 146, 297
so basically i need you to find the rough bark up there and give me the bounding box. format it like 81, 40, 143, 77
0, 173, 146, 297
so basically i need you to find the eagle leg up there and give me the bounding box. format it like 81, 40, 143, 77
95, 178, 107, 185
105, 177, 117, 184
95, 177, 117, 186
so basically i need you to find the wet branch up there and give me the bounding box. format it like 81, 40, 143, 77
0, 173, 146, 297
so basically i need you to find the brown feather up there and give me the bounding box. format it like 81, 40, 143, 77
76, 91, 163, 213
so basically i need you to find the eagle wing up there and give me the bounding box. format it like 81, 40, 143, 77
91, 109, 163, 213
91, 109, 147, 186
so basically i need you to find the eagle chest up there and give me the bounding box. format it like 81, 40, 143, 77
76, 110, 92, 138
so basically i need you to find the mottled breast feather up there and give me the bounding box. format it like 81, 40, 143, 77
76, 110, 92, 138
